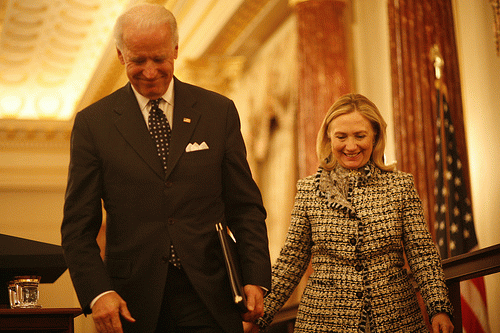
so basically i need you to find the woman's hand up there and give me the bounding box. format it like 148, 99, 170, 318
243, 321, 260, 333
431, 312, 454, 333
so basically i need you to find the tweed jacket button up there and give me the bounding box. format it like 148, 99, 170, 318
350, 237, 357, 246
165, 181, 173, 188
356, 291, 363, 298
168, 218, 175, 225
355, 264, 363, 271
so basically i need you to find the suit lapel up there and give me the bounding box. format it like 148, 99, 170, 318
165, 78, 201, 179
112, 84, 165, 179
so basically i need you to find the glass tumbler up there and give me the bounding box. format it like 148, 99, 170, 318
14, 276, 42, 308
8, 281, 19, 308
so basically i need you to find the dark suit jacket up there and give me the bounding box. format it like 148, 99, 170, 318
61, 78, 272, 333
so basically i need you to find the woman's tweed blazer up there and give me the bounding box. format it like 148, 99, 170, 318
260, 163, 452, 332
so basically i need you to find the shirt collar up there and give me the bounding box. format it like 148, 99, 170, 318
131, 80, 174, 112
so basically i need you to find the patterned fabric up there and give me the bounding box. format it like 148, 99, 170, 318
148, 98, 171, 173
259, 162, 452, 333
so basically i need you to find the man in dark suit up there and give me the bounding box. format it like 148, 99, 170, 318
61, 4, 271, 333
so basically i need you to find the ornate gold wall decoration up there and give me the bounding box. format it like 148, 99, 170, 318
0, 120, 71, 151
181, 56, 246, 94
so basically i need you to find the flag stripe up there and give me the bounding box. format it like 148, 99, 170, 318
461, 294, 485, 333
461, 278, 490, 332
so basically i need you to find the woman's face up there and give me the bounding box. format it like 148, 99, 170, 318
329, 111, 376, 169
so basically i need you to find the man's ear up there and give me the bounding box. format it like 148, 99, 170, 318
174, 44, 178, 59
117, 48, 125, 65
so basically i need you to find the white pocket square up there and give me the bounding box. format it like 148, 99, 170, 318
185, 141, 209, 152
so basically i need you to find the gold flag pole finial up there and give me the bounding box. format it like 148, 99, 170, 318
430, 44, 444, 80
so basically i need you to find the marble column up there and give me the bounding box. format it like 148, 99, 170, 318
293, 0, 352, 178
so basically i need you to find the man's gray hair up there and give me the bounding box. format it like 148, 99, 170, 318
113, 3, 179, 52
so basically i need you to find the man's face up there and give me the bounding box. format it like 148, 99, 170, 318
117, 23, 178, 100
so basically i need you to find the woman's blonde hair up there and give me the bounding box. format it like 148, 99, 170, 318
316, 93, 396, 171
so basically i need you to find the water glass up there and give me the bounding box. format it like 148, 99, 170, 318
14, 276, 41, 308
8, 281, 19, 308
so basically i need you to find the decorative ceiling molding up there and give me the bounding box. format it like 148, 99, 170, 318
0, 0, 293, 150
0, 0, 128, 121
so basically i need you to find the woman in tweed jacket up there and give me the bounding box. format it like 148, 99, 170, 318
253, 94, 453, 333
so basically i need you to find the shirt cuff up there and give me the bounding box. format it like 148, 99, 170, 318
90, 290, 115, 309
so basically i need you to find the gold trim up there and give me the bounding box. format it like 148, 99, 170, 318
182, 56, 245, 94
0, 70, 29, 85
1, 40, 35, 53
66, 0, 101, 11
60, 9, 94, 27
13, 1, 49, 14
4, 28, 39, 42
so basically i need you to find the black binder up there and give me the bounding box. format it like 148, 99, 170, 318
215, 223, 247, 312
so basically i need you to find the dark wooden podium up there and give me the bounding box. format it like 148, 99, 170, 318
0, 307, 82, 332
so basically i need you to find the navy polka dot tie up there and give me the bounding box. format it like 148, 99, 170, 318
148, 99, 171, 173
148, 99, 181, 268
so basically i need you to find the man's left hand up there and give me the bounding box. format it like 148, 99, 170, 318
241, 284, 264, 322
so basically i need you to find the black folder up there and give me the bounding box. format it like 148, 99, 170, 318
215, 223, 247, 312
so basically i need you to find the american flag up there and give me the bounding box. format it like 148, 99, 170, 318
434, 84, 490, 333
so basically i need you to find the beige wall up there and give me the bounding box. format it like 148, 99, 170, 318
351, 0, 396, 165
0, 148, 96, 330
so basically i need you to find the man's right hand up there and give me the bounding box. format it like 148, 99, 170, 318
92, 291, 136, 333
